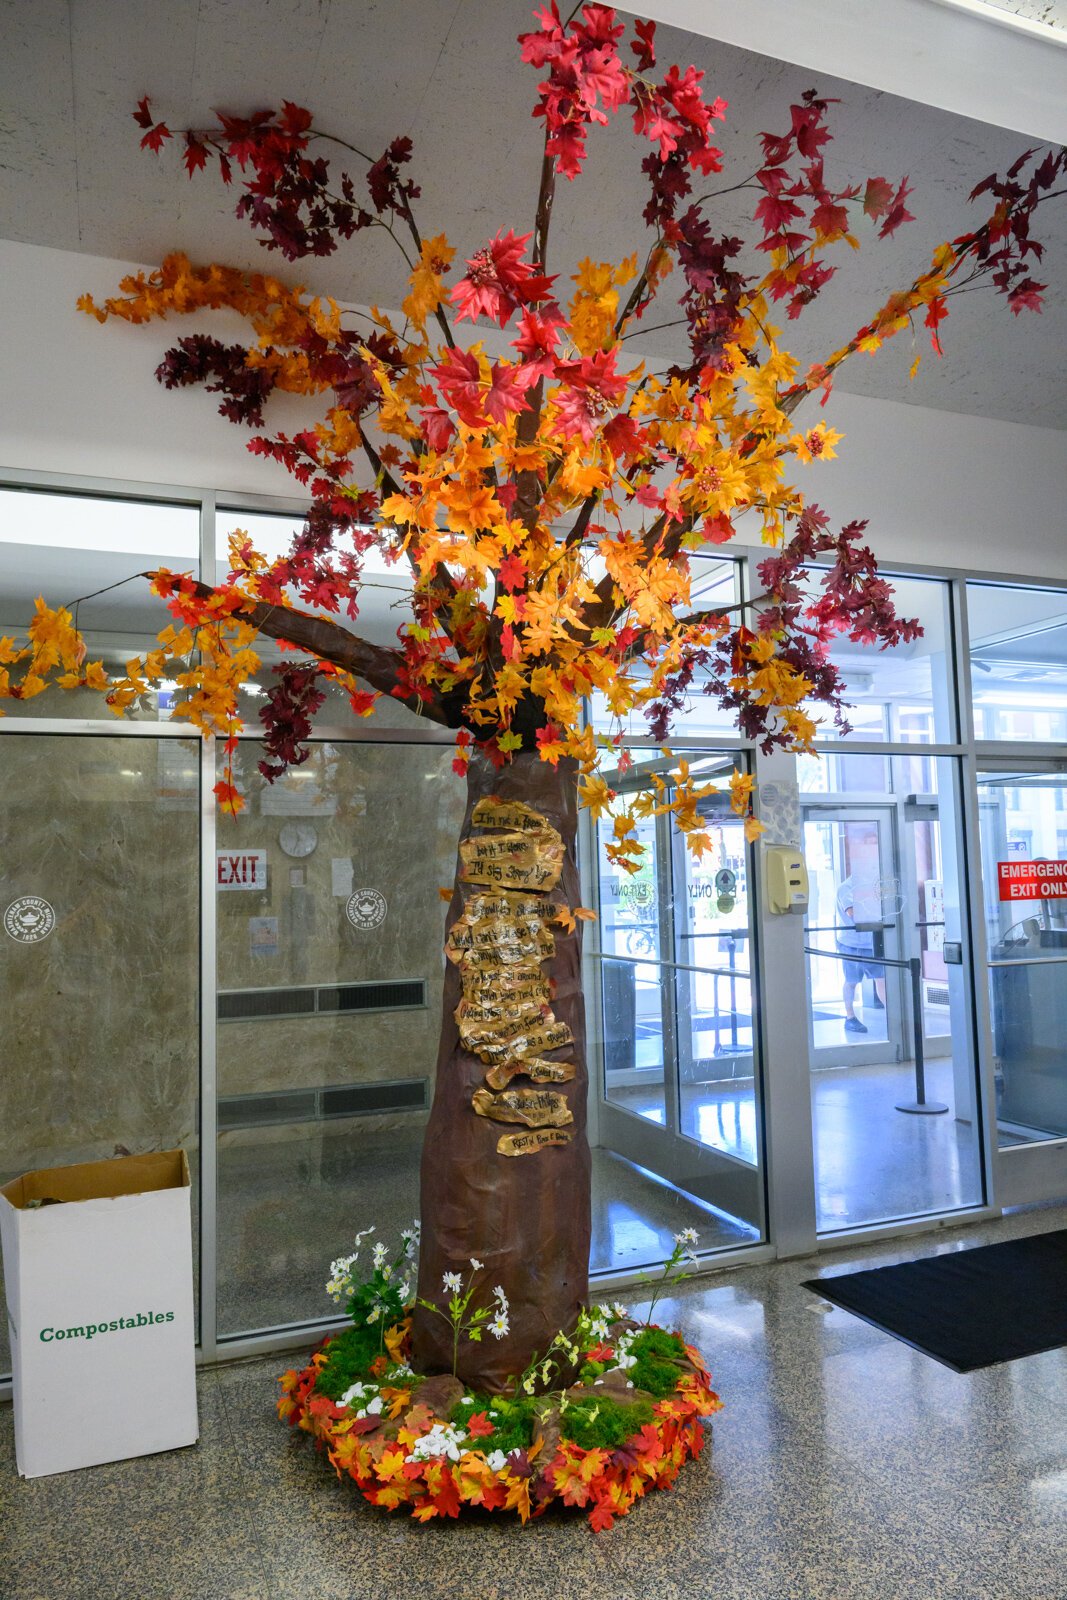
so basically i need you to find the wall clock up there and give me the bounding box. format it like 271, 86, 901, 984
278, 821, 318, 859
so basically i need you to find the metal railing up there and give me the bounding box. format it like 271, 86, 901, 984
803, 943, 948, 1115
590, 947, 752, 1058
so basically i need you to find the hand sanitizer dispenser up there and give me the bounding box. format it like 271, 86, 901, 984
765, 846, 809, 915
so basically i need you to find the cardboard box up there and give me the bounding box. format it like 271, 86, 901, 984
0, 1149, 199, 1478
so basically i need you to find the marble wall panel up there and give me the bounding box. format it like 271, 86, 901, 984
0, 733, 200, 1372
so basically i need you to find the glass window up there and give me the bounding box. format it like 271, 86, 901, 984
588, 556, 743, 741
0, 487, 200, 720
215, 509, 419, 731
214, 738, 466, 1337
968, 582, 1067, 742
0, 733, 201, 1377
977, 768, 1067, 1146
805, 572, 955, 744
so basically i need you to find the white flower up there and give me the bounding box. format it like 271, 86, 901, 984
373, 1241, 388, 1269
442, 1271, 463, 1294
381, 1264, 393, 1281
470, 1257, 484, 1271
493, 1285, 508, 1305
490, 1313, 510, 1340
612, 1301, 629, 1320
339, 1380, 372, 1408
363, 1395, 383, 1417
399, 1280, 411, 1300
405, 1423, 468, 1464
386, 1362, 414, 1380
366, 1305, 381, 1324
673, 1227, 699, 1248
615, 1350, 637, 1370
486, 1449, 508, 1472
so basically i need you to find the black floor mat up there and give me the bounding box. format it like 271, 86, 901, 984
803, 1229, 1067, 1371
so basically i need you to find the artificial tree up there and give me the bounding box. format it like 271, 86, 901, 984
4, 5, 1063, 1390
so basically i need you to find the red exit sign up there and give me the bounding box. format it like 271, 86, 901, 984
216, 850, 268, 891
998, 860, 1067, 901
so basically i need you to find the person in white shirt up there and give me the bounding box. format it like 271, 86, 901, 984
836, 876, 886, 1035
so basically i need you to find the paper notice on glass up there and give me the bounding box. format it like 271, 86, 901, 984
331, 858, 354, 899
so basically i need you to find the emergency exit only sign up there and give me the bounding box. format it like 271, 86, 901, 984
998, 860, 1067, 900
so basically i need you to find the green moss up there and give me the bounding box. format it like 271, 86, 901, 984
563, 1394, 654, 1451
624, 1327, 687, 1399
448, 1394, 540, 1455
314, 1324, 383, 1399
632, 1326, 686, 1361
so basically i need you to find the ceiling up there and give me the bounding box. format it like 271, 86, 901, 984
2, 0, 1066, 429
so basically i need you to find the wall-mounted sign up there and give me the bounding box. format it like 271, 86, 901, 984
248, 916, 279, 956
998, 860, 1067, 900
346, 888, 388, 930
4, 896, 56, 943
216, 850, 268, 892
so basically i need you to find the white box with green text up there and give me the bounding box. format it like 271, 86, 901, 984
0, 1149, 198, 1478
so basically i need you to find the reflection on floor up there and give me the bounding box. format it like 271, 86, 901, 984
215, 1126, 759, 1338
813, 1057, 982, 1232
9, 1205, 1067, 1600
608, 1055, 983, 1234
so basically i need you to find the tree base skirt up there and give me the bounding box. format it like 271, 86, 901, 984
278, 1327, 721, 1531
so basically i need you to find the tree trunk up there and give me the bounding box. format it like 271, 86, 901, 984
412, 749, 591, 1390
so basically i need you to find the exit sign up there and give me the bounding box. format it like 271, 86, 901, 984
997, 860, 1067, 901
216, 850, 268, 891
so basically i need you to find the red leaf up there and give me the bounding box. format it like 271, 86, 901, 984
132, 96, 154, 130
924, 294, 948, 355
498, 552, 528, 591
420, 405, 456, 453
485, 361, 531, 424
466, 1411, 495, 1439
140, 122, 172, 154
183, 136, 208, 177
280, 100, 313, 136
588, 1498, 616, 1532
630, 18, 656, 70
862, 176, 894, 220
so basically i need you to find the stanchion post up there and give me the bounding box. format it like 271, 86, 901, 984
896, 954, 949, 1115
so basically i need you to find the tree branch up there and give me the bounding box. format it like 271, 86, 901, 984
185, 578, 456, 727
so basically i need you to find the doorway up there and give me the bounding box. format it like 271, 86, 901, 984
798, 753, 984, 1232
587, 753, 765, 1261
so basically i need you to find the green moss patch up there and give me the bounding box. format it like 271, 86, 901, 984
314, 1324, 387, 1399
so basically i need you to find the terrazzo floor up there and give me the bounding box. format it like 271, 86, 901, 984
6, 1204, 1067, 1600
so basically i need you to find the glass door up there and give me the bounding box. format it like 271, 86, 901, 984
589, 753, 764, 1245
798, 753, 984, 1232
802, 806, 905, 1068
977, 767, 1067, 1148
